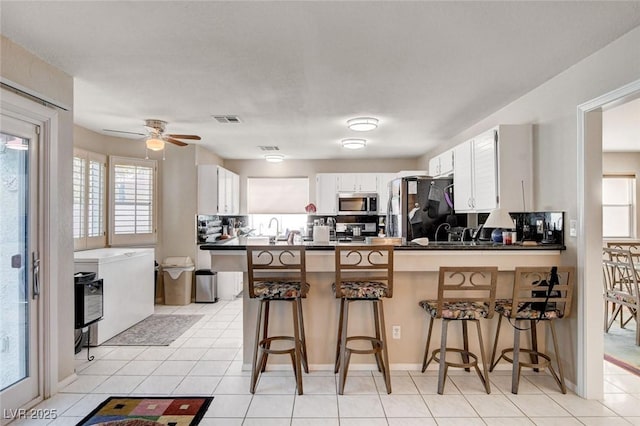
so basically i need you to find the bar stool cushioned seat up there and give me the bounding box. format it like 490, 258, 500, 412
420, 300, 491, 320
247, 246, 309, 395
333, 245, 394, 395
494, 300, 562, 320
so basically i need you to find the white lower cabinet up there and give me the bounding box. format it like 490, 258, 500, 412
218, 271, 243, 300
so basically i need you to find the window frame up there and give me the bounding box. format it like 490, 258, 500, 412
73, 148, 107, 250
602, 174, 636, 239
108, 155, 158, 246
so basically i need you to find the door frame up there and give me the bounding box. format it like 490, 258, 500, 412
1, 87, 61, 405
577, 78, 640, 399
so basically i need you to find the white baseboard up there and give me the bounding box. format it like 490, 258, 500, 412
57, 372, 78, 390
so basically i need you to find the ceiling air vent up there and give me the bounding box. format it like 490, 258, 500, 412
258, 146, 280, 151
213, 115, 242, 123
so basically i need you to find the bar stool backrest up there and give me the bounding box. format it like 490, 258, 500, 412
603, 248, 640, 298
334, 245, 394, 298
435, 267, 498, 318
246, 245, 306, 299
509, 266, 575, 319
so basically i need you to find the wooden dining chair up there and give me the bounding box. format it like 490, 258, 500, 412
602, 247, 640, 344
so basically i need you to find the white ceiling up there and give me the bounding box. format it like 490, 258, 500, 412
2, 1, 640, 160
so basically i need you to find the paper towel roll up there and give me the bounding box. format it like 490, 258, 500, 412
313, 225, 330, 243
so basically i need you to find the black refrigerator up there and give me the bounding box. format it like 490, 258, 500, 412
386, 176, 454, 241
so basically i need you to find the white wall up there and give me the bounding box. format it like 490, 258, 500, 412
419, 26, 640, 390
224, 158, 419, 214
1, 36, 75, 386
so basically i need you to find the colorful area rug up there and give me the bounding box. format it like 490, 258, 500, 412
103, 314, 204, 346
76, 396, 213, 426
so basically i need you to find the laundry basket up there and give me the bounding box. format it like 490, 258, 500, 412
162, 256, 195, 305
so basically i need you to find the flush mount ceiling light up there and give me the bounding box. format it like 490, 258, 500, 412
265, 154, 284, 163
341, 138, 367, 150
347, 117, 379, 131
145, 137, 165, 151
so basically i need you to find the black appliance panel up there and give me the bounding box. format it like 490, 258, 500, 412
75, 278, 104, 329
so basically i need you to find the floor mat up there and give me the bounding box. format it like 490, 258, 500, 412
76, 396, 213, 425
103, 314, 204, 346
604, 319, 640, 375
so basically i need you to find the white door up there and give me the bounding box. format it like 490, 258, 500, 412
0, 114, 42, 420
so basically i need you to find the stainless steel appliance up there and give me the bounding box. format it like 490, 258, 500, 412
74, 272, 104, 329
386, 176, 454, 241
337, 192, 378, 215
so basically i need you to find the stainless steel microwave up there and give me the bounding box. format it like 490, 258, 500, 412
337, 192, 378, 215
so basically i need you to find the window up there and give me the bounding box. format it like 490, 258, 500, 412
73, 149, 106, 250
247, 177, 309, 214
109, 156, 157, 246
603, 175, 635, 238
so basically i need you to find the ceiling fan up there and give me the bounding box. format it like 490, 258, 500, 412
104, 119, 201, 151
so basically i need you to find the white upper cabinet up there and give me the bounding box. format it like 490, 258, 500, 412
316, 173, 339, 214
429, 148, 454, 177
197, 165, 240, 215
453, 125, 532, 213
337, 173, 377, 192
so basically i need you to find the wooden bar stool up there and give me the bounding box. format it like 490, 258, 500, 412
333, 245, 394, 395
247, 245, 309, 395
419, 266, 498, 394
489, 266, 574, 394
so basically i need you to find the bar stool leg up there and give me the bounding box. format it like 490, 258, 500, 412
549, 320, 567, 394
461, 321, 471, 372
421, 315, 435, 372
338, 299, 350, 395
529, 320, 540, 372
511, 319, 521, 394
260, 301, 271, 373
378, 299, 392, 394
251, 300, 264, 393
297, 297, 309, 374
334, 298, 345, 374
437, 319, 450, 395
489, 315, 503, 371
291, 298, 304, 395
475, 319, 491, 394
373, 301, 384, 373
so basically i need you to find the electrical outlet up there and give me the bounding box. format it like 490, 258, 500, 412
392, 325, 401, 339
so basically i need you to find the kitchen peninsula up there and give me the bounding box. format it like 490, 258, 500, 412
201, 240, 565, 370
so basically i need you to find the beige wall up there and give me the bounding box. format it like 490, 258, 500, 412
418, 26, 640, 388
1, 36, 75, 386
224, 158, 419, 214
603, 152, 640, 238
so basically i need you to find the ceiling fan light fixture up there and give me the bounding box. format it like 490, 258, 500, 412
347, 117, 378, 131
265, 154, 284, 163
341, 138, 367, 150
146, 137, 165, 151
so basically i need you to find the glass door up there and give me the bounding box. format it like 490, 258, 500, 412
0, 114, 41, 420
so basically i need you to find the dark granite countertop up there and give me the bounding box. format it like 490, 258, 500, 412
200, 238, 565, 251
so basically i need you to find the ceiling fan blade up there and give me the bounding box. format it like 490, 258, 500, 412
165, 137, 189, 147
166, 134, 201, 140
103, 129, 145, 136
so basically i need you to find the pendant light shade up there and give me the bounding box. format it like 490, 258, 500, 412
347, 117, 379, 131
146, 137, 165, 151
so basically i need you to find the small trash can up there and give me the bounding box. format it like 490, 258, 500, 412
195, 269, 217, 303
162, 256, 195, 305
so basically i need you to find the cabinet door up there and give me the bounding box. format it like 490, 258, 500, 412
231, 172, 240, 214
472, 131, 497, 211
337, 174, 357, 192
428, 157, 439, 177
217, 167, 230, 214
316, 174, 338, 214
197, 165, 219, 214
453, 141, 473, 212
357, 174, 378, 192
439, 149, 454, 176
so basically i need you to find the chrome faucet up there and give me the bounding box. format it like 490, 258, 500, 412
268, 217, 280, 237
434, 223, 451, 242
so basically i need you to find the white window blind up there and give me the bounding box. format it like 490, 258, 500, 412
603, 175, 635, 238
73, 149, 106, 250
247, 177, 309, 214
109, 156, 157, 246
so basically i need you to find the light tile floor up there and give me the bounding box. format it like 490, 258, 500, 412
12, 299, 640, 425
